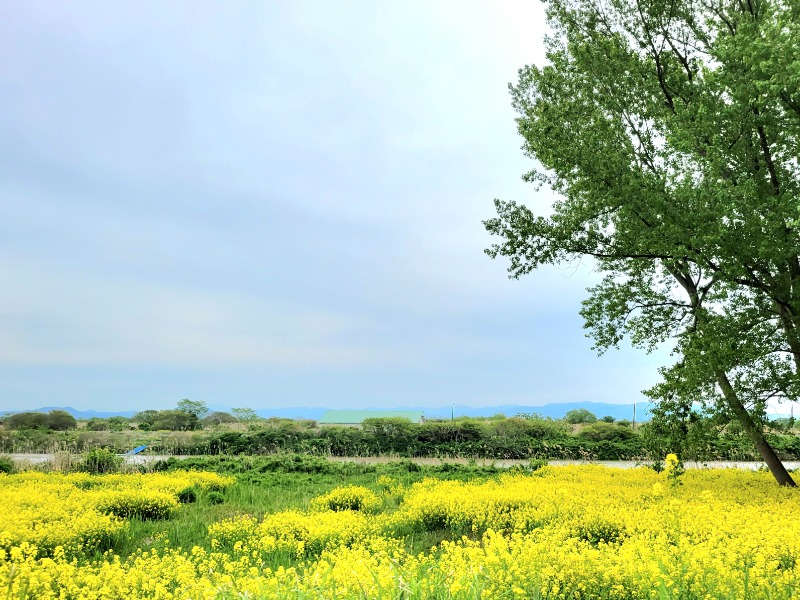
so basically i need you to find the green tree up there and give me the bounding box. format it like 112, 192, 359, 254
151, 410, 200, 431
4, 412, 49, 430
176, 399, 209, 419
46, 410, 77, 431
202, 412, 237, 427
576, 422, 635, 443
106, 416, 129, 432
133, 410, 159, 431
86, 417, 109, 431
564, 408, 597, 425
485, 0, 800, 485
231, 407, 260, 423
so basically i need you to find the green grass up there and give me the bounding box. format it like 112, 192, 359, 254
99, 455, 507, 560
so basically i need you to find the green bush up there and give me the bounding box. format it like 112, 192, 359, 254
97, 492, 177, 520
177, 486, 199, 503
574, 517, 626, 545
565, 409, 598, 425
528, 458, 548, 471
206, 491, 225, 505
0, 455, 14, 474
576, 422, 635, 442
309, 485, 382, 513
79, 447, 122, 474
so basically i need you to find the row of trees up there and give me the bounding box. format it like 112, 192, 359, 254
1, 400, 263, 433
2, 408, 799, 460
196, 414, 798, 461
2, 410, 77, 431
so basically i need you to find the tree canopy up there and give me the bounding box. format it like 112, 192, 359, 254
485, 0, 800, 485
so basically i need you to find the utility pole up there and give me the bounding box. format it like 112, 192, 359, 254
451, 403, 455, 422
632, 403, 636, 430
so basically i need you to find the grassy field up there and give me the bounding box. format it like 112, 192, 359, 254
2, 455, 800, 598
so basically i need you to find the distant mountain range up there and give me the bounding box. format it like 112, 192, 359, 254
3, 401, 652, 422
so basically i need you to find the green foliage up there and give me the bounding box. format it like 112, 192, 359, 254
86, 416, 130, 432
3, 411, 49, 430
565, 409, 597, 425
576, 422, 635, 442
177, 486, 199, 504
79, 447, 122, 474
176, 399, 208, 419
484, 0, 800, 484
97, 494, 176, 520
574, 517, 626, 546
46, 410, 78, 431
8, 412, 800, 462
4, 410, 76, 431
528, 458, 548, 471
230, 407, 260, 423
309, 485, 382, 513
201, 412, 237, 427
205, 491, 225, 505
136, 409, 200, 431
0, 455, 14, 474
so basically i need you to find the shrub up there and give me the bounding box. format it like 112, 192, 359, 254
47, 410, 77, 431
528, 458, 548, 471
79, 448, 122, 474
309, 485, 382, 513
206, 491, 225, 505
576, 422, 635, 442
177, 486, 198, 503
96, 491, 178, 520
574, 516, 626, 545
565, 408, 598, 424
0, 455, 14, 474
4, 411, 49, 430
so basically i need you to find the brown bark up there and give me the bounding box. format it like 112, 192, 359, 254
716, 369, 796, 487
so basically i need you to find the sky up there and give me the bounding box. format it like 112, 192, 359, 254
0, 1, 672, 413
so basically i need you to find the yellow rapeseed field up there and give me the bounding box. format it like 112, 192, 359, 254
2, 464, 800, 599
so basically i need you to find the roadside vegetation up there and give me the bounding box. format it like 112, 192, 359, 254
3, 402, 800, 462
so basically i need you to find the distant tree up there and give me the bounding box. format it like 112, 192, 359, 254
361, 418, 420, 454
177, 399, 208, 419
46, 410, 77, 431
202, 412, 237, 427
511, 414, 571, 438
4, 412, 49, 430
151, 410, 200, 431
231, 407, 260, 423
85, 416, 128, 432
600, 416, 615, 423
86, 418, 109, 431
564, 409, 598, 425
133, 410, 159, 431
106, 416, 129, 431
576, 422, 635, 442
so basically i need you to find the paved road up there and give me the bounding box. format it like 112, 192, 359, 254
6, 453, 799, 471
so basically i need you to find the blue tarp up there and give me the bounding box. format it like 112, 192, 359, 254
124, 445, 148, 455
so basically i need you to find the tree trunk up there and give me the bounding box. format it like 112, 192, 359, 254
716, 370, 796, 487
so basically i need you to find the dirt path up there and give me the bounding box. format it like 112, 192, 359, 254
7, 453, 799, 471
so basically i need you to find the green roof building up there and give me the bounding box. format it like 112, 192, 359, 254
318, 410, 425, 427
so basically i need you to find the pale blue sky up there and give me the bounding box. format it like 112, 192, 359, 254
0, 1, 668, 412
